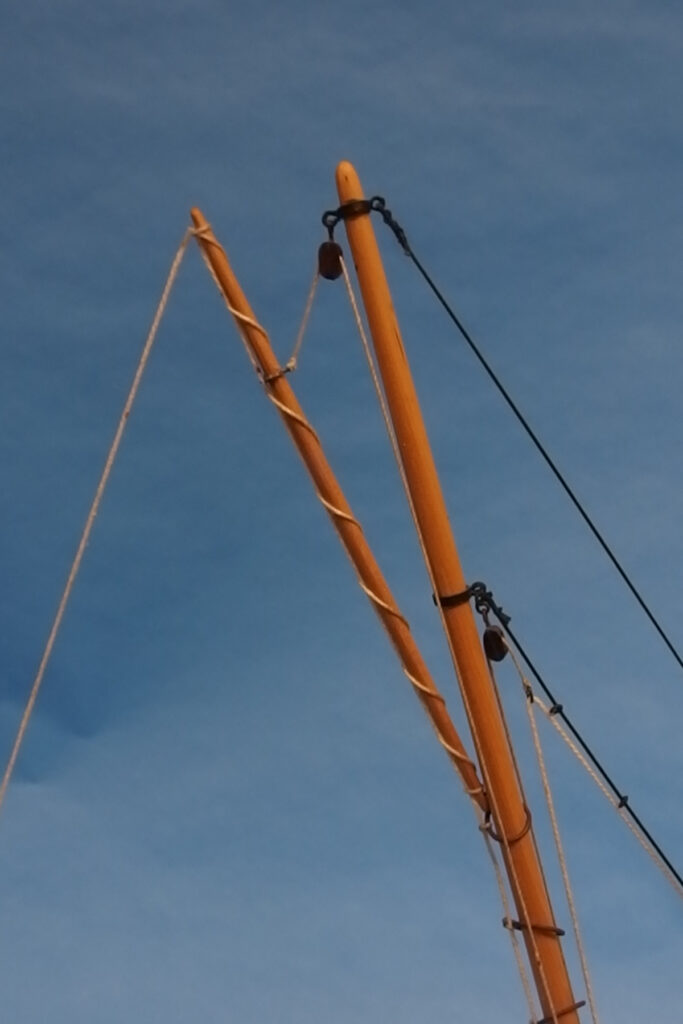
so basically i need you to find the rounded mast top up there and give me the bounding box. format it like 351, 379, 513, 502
335, 160, 363, 196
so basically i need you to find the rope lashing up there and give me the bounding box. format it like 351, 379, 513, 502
195, 222, 320, 381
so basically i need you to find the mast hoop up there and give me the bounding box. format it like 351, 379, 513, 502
503, 917, 566, 938
323, 199, 374, 239
432, 583, 478, 609
321, 196, 409, 250
482, 804, 532, 847
538, 1000, 587, 1024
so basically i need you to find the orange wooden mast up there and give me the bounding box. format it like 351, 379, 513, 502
189, 206, 486, 813
335, 160, 582, 1022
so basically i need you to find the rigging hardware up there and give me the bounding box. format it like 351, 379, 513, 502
317, 240, 343, 280
466, 581, 683, 892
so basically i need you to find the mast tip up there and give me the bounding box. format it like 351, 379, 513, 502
335, 160, 363, 197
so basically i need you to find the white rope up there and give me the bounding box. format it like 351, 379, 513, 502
338, 255, 560, 1022
193, 225, 263, 373
504, 644, 600, 1023
529, 700, 599, 1021
535, 689, 682, 899
0, 228, 193, 817
285, 267, 319, 372
195, 224, 319, 380
266, 392, 321, 440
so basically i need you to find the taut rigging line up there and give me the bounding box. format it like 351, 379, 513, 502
322, 198, 683, 679
330, 225, 683, 898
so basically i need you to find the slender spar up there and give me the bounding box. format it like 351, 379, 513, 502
335, 160, 582, 1023
190, 206, 486, 812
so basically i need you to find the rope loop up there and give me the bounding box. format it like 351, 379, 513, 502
482, 805, 533, 847
503, 917, 566, 939
432, 582, 478, 609
470, 581, 512, 627
262, 363, 294, 385
322, 199, 373, 238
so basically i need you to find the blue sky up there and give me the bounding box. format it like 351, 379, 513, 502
2, 1, 682, 1020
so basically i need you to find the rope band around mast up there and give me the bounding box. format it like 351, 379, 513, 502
322, 196, 410, 251
482, 804, 533, 847
503, 917, 566, 938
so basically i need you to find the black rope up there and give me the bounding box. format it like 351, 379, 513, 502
469, 582, 683, 892
322, 196, 682, 890
322, 198, 683, 677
